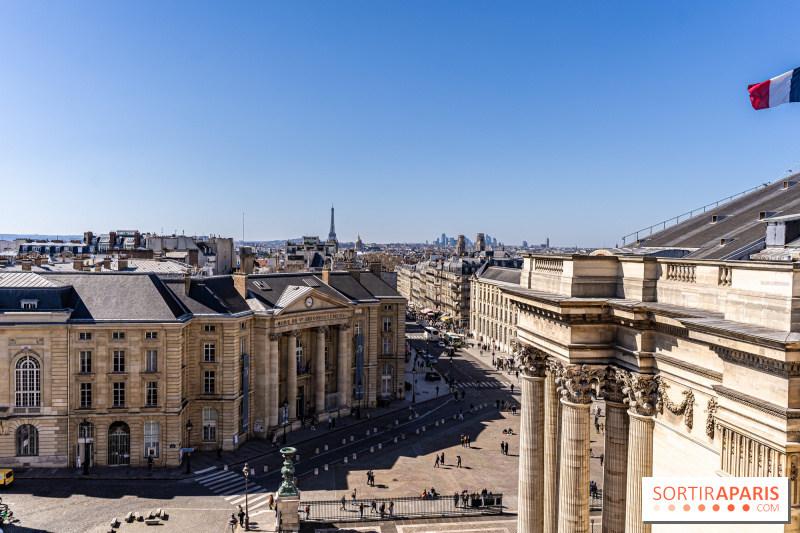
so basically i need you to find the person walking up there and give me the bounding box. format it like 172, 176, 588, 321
436, 385, 439, 396
457, 455, 462, 468
228, 513, 238, 533
434, 455, 440, 468
237, 505, 245, 527
389, 500, 394, 518
359, 503, 364, 519
467, 435, 471, 448
500, 440, 505, 455
216, 447, 222, 461
600, 453, 604, 467
504, 441, 509, 455
440, 452, 445, 466
510, 383, 515, 394
379, 501, 386, 519
595, 419, 601, 433
352, 489, 357, 505
147, 455, 153, 471
453, 492, 460, 508
371, 499, 378, 514
269, 494, 275, 510
305, 505, 311, 520
340, 495, 346, 510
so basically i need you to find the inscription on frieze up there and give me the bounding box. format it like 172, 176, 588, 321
275, 312, 350, 327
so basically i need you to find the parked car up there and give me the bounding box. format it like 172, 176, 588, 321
426, 355, 438, 364
424, 372, 442, 381
438, 340, 446, 347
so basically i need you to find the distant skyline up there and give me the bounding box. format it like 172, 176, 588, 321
3, 2, 800, 247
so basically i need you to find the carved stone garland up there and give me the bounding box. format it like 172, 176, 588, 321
706, 397, 718, 439
655, 378, 695, 430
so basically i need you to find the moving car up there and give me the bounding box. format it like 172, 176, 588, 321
438, 340, 445, 347
424, 372, 442, 381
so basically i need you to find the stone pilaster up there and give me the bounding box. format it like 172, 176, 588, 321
544, 360, 562, 533
338, 324, 350, 408
315, 327, 327, 414
515, 346, 547, 533
287, 330, 300, 420
268, 333, 281, 427
601, 369, 629, 533
623, 372, 658, 533
556, 364, 605, 533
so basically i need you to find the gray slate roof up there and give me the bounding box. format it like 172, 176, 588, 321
478, 266, 522, 285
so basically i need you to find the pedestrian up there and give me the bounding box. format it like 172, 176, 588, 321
457, 455, 462, 468
238, 505, 245, 526
379, 501, 386, 519
504, 441, 509, 455
147, 455, 153, 471
389, 500, 394, 517
600, 422, 604, 435
512, 405, 517, 416
495, 399, 500, 409
436, 385, 439, 396
434, 455, 440, 468
597, 407, 602, 417
301, 415, 306, 428
453, 492, 459, 508
328, 416, 333, 429
359, 503, 364, 519
311, 417, 317, 431
441, 452, 445, 465
600, 453, 604, 466
332, 417, 336, 429
229, 513, 238, 533
467, 435, 471, 448
340, 495, 346, 510
595, 420, 601, 434
305, 505, 310, 519
511, 383, 515, 394
461, 435, 465, 447
352, 489, 357, 504
269, 494, 275, 509
371, 499, 378, 514
590, 448, 594, 457
500, 441, 505, 455
216, 447, 222, 461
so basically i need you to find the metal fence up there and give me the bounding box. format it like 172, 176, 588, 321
298, 493, 504, 522
590, 489, 603, 511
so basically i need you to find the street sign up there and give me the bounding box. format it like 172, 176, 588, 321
180, 448, 194, 454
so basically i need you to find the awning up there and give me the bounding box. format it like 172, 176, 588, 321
420, 308, 433, 314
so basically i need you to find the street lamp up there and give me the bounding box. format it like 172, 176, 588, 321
79, 418, 90, 476
412, 369, 417, 404
185, 420, 193, 474
243, 462, 251, 530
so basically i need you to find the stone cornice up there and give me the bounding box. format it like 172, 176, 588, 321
713, 346, 800, 379
712, 384, 800, 421
653, 322, 689, 339
652, 352, 723, 383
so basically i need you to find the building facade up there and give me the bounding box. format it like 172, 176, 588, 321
469, 266, 521, 353
0, 266, 405, 470
503, 254, 800, 533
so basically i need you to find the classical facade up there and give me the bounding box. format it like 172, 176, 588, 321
0, 266, 404, 469
470, 265, 522, 352
499, 254, 800, 533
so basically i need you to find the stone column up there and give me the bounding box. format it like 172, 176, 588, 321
338, 324, 350, 408
557, 365, 605, 533
287, 330, 300, 420
268, 333, 281, 427
544, 361, 562, 533
623, 373, 658, 533
516, 348, 548, 533
601, 369, 630, 533
315, 327, 327, 414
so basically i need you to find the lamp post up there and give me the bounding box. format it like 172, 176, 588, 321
185, 420, 193, 474
412, 369, 417, 404
243, 462, 251, 530
79, 418, 90, 476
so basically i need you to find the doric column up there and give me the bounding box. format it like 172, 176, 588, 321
515, 345, 548, 533
544, 360, 563, 533
287, 329, 300, 420
623, 372, 658, 533
268, 333, 281, 427
557, 365, 606, 533
601, 368, 630, 533
315, 327, 328, 414
338, 324, 350, 408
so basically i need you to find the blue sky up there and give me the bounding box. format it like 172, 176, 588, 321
2, 2, 800, 246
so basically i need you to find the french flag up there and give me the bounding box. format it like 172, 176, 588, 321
749, 67, 800, 110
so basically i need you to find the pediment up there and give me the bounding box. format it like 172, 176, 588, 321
273, 286, 353, 315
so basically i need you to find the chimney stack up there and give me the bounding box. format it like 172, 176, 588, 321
73, 258, 84, 271
348, 269, 361, 283
21, 260, 31, 271
104, 257, 111, 270
118, 256, 129, 270
240, 246, 256, 275
33, 257, 42, 268
369, 261, 381, 277
233, 270, 248, 298
184, 272, 192, 296
321, 265, 331, 285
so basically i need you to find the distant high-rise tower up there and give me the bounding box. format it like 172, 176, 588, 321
456, 235, 465, 256
441, 233, 447, 246
328, 205, 337, 242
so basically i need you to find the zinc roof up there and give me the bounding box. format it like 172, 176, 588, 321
0, 272, 59, 288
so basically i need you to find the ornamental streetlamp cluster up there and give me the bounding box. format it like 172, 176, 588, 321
185, 420, 193, 474
243, 462, 251, 530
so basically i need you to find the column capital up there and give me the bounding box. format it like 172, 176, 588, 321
269, 333, 282, 342
602, 366, 629, 404
316, 325, 329, 336
339, 323, 351, 331
513, 343, 548, 378
290, 329, 301, 338
556, 364, 606, 405
546, 358, 564, 378
621, 371, 658, 417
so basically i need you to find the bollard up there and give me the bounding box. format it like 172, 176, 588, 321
409, 415, 413, 421
442, 418, 445, 424
415, 413, 419, 419
315, 447, 319, 454
350, 436, 354, 442
295, 454, 300, 461
342, 438, 346, 445
324, 444, 329, 451
401, 433, 406, 440
352, 452, 357, 460
422, 425, 426, 432
224, 464, 229, 471
370, 446, 374, 453
435, 421, 439, 427
325, 464, 329, 471
416, 429, 420, 435
366, 430, 370, 436
394, 437, 398, 443
453, 414, 457, 420
374, 427, 378, 433
395, 420, 399, 425
344, 457, 348, 464
263, 465, 268, 473
378, 443, 382, 450
314, 468, 319, 475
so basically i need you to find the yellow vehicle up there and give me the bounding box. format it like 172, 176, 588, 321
0, 468, 13, 487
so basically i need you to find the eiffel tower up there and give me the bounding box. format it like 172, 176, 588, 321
328, 205, 337, 242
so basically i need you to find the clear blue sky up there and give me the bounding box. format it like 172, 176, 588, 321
2, 2, 800, 247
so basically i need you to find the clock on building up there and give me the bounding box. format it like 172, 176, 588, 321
305, 297, 313, 307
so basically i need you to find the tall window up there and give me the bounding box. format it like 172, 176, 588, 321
383, 338, 392, 355
324, 346, 329, 368
80, 383, 92, 408
203, 407, 217, 441
145, 350, 158, 372
383, 317, 392, 332
79, 351, 92, 373
145, 382, 157, 407
355, 323, 363, 336
204, 343, 215, 362
204, 371, 215, 394
15, 356, 40, 407
113, 350, 125, 372
112, 382, 125, 407
296, 341, 304, 373
16, 424, 38, 456
144, 420, 159, 458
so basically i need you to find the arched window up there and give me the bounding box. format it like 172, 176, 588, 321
107, 422, 130, 465
144, 421, 159, 458
16, 424, 38, 456
203, 407, 217, 441
15, 356, 41, 407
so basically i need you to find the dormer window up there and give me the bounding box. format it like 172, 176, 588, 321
21, 300, 38, 310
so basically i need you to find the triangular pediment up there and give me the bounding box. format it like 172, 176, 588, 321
273, 286, 353, 315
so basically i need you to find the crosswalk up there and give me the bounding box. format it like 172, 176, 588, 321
193, 467, 275, 514
453, 380, 517, 390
